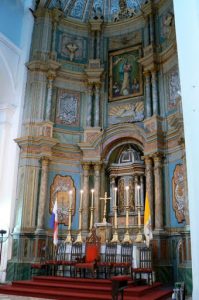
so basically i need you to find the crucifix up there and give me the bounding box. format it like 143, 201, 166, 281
100, 192, 111, 223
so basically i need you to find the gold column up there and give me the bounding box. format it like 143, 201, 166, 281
36, 157, 49, 233
153, 153, 163, 231
82, 162, 91, 232
94, 162, 102, 223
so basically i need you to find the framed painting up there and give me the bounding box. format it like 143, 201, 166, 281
109, 46, 143, 101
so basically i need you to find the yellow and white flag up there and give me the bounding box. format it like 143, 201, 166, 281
144, 193, 153, 247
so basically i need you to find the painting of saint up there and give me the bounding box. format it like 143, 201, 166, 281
109, 46, 143, 101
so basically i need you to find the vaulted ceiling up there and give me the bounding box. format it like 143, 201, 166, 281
37, 0, 146, 22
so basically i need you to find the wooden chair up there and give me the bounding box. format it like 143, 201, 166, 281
97, 242, 117, 278
30, 245, 48, 277
113, 243, 133, 276
75, 228, 101, 278
131, 246, 153, 284
62, 242, 83, 277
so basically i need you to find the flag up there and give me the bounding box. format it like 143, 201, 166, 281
50, 199, 58, 246
144, 193, 153, 247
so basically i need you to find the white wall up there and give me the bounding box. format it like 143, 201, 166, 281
0, 0, 35, 282
174, 0, 199, 298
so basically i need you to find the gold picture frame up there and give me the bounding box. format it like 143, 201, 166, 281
109, 46, 143, 101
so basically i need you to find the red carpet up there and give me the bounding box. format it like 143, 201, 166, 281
0, 276, 172, 299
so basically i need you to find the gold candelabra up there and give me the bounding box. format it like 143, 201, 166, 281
123, 186, 132, 243
135, 185, 143, 243
65, 190, 73, 243
111, 187, 119, 243
74, 190, 83, 243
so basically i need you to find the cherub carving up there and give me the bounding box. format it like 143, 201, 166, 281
66, 42, 78, 61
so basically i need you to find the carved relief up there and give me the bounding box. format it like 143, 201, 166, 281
172, 164, 185, 223
56, 89, 80, 126
57, 32, 87, 63
108, 101, 144, 125
168, 69, 181, 111
160, 11, 175, 45
50, 175, 76, 225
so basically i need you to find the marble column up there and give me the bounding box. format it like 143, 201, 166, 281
45, 74, 55, 121
94, 162, 101, 222
96, 31, 101, 59
144, 156, 154, 228
140, 175, 144, 210
86, 84, 93, 127
50, 9, 63, 59
82, 162, 90, 231
144, 71, 152, 118
94, 84, 100, 127
134, 175, 139, 208
153, 153, 163, 231
110, 176, 116, 213
36, 157, 49, 233
151, 70, 159, 115
149, 13, 154, 44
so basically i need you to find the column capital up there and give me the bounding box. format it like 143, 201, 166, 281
143, 70, 151, 77
93, 161, 103, 172
47, 71, 56, 82
82, 161, 91, 171
142, 155, 153, 164
152, 152, 164, 163
40, 156, 51, 165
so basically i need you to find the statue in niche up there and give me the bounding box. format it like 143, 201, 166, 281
50, 175, 76, 225
172, 164, 185, 223
65, 42, 78, 61
163, 12, 175, 41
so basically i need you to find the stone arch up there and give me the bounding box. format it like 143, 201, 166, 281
101, 123, 146, 162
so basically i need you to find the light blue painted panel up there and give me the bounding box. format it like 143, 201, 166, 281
46, 170, 82, 231
169, 160, 186, 227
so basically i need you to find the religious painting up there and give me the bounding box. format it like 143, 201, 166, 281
109, 46, 143, 101
108, 101, 144, 125
56, 89, 80, 127
172, 164, 185, 223
50, 175, 76, 225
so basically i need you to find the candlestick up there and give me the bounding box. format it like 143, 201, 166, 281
135, 184, 143, 243
69, 190, 73, 208
125, 186, 129, 207
91, 189, 94, 207
111, 187, 119, 243
137, 185, 141, 207
74, 190, 83, 243
80, 189, 83, 209
114, 187, 117, 207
